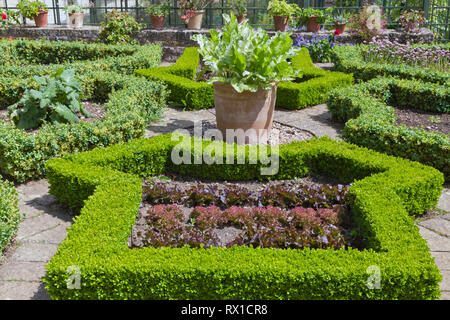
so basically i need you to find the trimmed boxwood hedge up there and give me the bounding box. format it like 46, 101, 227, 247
327, 76, 450, 180
0, 40, 168, 183
135, 47, 353, 110
43, 133, 443, 299
0, 176, 20, 253
331, 45, 450, 84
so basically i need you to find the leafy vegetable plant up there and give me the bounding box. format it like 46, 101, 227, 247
191, 12, 301, 93
8, 68, 92, 130
267, 0, 297, 17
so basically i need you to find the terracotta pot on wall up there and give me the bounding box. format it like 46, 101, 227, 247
237, 14, 247, 24
334, 22, 346, 33
34, 10, 48, 27
306, 16, 320, 32
273, 15, 290, 32
213, 82, 277, 145
68, 12, 84, 28
187, 10, 204, 30
150, 14, 165, 29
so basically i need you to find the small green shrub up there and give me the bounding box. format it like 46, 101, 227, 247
0, 40, 166, 182
0, 177, 20, 252
136, 47, 352, 110
332, 45, 450, 84
43, 134, 443, 299
327, 76, 450, 180
98, 9, 142, 45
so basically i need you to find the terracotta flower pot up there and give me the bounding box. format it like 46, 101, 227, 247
34, 10, 48, 28
187, 10, 204, 30
213, 82, 277, 145
306, 16, 320, 32
68, 12, 84, 28
334, 22, 346, 33
273, 15, 290, 32
150, 14, 165, 29
237, 14, 247, 24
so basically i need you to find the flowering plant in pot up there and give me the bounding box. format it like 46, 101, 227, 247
267, 0, 297, 32
347, 4, 386, 41
145, 1, 170, 29
229, 0, 247, 23
192, 13, 300, 144
16, 0, 48, 27
178, 0, 213, 29
64, 4, 85, 29
333, 10, 350, 33
398, 9, 426, 33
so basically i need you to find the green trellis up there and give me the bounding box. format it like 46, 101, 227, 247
2, 0, 449, 40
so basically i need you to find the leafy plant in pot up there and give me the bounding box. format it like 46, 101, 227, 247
229, 0, 247, 23
267, 0, 297, 32
17, 0, 48, 27
297, 8, 331, 32
64, 4, 85, 29
178, 0, 213, 30
192, 13, 300, 144
145, 1, 170, 29
333, 10, 349, 33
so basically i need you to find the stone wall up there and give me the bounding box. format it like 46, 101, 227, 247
0, 26, 435, 62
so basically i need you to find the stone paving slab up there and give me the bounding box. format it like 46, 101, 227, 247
441, 291, 450, 300
440, 271, 450, 291
0, 262, 47, 281
430, 252, 450, 270
0, 281, 50, 300
438, 189, 450, 212
10, 243, 59, 263
418, 218, 450, 238
418, 226, 450, 252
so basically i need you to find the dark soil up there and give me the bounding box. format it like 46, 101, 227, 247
129, 176, 365, 250
0, 101, 106, 133
394, 107, 449, 135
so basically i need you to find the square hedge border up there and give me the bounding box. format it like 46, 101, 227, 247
43, 133, 444, 299
0, 40, 168, 182
331, 44, 450, 85
327, 76, 450, 180
0, 176, 20, 252
135, 47, 353, 110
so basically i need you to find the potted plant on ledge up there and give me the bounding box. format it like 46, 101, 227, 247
64, 4, 85, 28
333, 10, 349, 33
192, 13, 300, 144
230, 0, 247, 23
17, 0, 48, 27
145, 0, 170, 29
267, 0, 297, 32
178, 0, 213, 30
298, 7, 331, 32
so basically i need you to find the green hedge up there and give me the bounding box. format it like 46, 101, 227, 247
135, 47, 353, 110
43, 134, 443, 299
327, 76, 450, 180
331, 45, 450, 84
0, 176, 20, 252
0, 40, 168, 182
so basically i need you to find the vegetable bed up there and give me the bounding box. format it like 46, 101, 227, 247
44, 133, 444, 299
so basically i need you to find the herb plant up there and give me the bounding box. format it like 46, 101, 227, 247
63, 4, 84, 14
16, 0, 47, 21
267, 0, 297, 17
192, 13, 301, 93
144, 1, 171, 16
98, 9, 142, 44
8, 68, 92, 130
228, 0, 247, 16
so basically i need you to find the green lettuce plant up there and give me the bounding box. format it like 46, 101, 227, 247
8, 68, 92, 130
267, 0, 297, 17
191, 13, 301, 93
